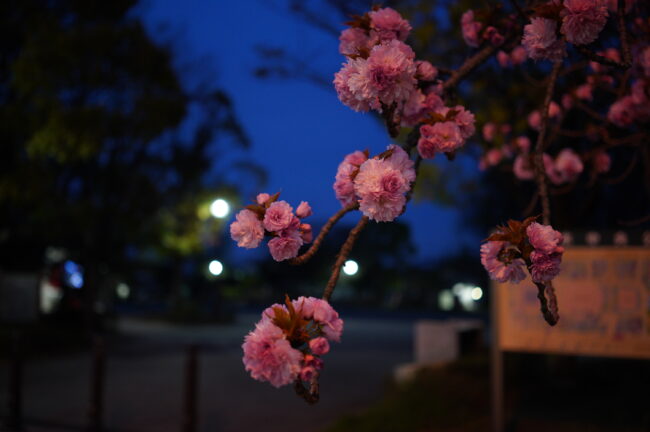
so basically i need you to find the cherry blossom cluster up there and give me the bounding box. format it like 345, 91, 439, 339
230, 193, 313, 262
478, 120, 609, 182
334, 6, 476, 158
481, 218, 564, 285
242, 295, 343, 388
461, 8, 515, 48
607, 66, 650, 127
522, 0, 610, 62
333, 144, 415, 222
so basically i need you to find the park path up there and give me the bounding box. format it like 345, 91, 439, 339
0, 312, 415, 432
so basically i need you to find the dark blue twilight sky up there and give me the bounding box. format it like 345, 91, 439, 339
139, 0, 481, 264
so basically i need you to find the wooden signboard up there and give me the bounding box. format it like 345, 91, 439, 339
491, 247, 650, 431
495, 247, 650, 359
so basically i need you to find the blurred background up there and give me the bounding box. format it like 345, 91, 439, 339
0, 0, 648, 431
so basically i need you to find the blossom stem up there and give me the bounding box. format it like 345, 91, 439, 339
533, 60, 562, 225
442, 43, 500, 91
293, 371, 320, 404
289, 202, 359, 265
535, 281, 559, 326
322, 216, 369, 302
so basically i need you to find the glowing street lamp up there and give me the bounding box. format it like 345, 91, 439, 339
342, 260, 359, 276
208, 260, 224, 276
209, 198, 230, 219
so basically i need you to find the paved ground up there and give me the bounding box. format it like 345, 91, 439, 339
0, 312, 416, 432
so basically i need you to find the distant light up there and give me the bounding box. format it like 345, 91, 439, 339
64, 260, 84, 289
438, 290, 454, 311
471, 287, 483, 301
69, 273, 84, 289
116, 283, 130, 299
210, 199, 230, 218
208, 260, 224, 276
342, 260, 358, 276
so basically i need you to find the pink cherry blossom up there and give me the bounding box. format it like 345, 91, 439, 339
333, 150, 368, 206
369, 7, 412, 42
513, 154, 535, 180
309, 337, 330, 356
354, 158, 409, 222
593, 150, 611, 173
334, 58, 374, 112
461, 10, 483, 48
299, 366, 316, 382
300, 223, 313, 244
256, 193, 270, 205
296, 201, 312, 219
483, 122, 497, 142
384, 144, 416, 183
267, 230, 303, 262
522, 17, 566, 62
347, 40, 417, 109
415, 60, 438, 81
528, 110, 542, 130
510, 46, 528, 65
263, 201, 294, 232
561, 0, 609, 45
294, 297, 344, 342
401, 89, 442, 127
242, 319, 303, 388
515, 136, 531, 153
607, 96, 636, 127
497, 51, 511, 68
526, 222, 564, 255
230, 209, 264, 249
480, 241, 527, 284
483, 26, 505, 46
562, 93, 573, 110
529, 251, 562, 282
455, 106, 477, 140
418, 122, 463, 159
552, 148, 583, 184
339, 28, 371, 56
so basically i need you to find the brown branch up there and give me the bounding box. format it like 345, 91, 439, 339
289, 202, 359, 265
535, 281, 559, 326
533, 60, 562, 225
602, 150, 638, 184
322, 215, 369, 302
442, 43, 500, 91
617, 0, 632, 68
618, 213, 650, 226
509, 0, 528, 22
575, 45, 630, 70
522, 191, 539, 217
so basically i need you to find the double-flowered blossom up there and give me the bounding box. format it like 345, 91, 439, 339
333, 145, 415, 222
416, 105, 476, 159
481, 218, 564, 286
242, 296, 343, 388
560, 0, 609, 45
230, 193, 314, 262
526, 222, 564, 283
522, 17, 566, 62
354, 145, 416, 222
342, 40, 417, 112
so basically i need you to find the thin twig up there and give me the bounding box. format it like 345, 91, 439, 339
522, 191, 539, 217
322, 216, 369, 302
575, 45, 630, 70
533, 60, 562, 225
617, 0, 632, 68
443, 43, 500, 91
509, 0, 528, 21
289, 202, 359, 265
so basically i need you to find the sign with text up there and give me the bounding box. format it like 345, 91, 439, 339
495, 247, 650, 359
